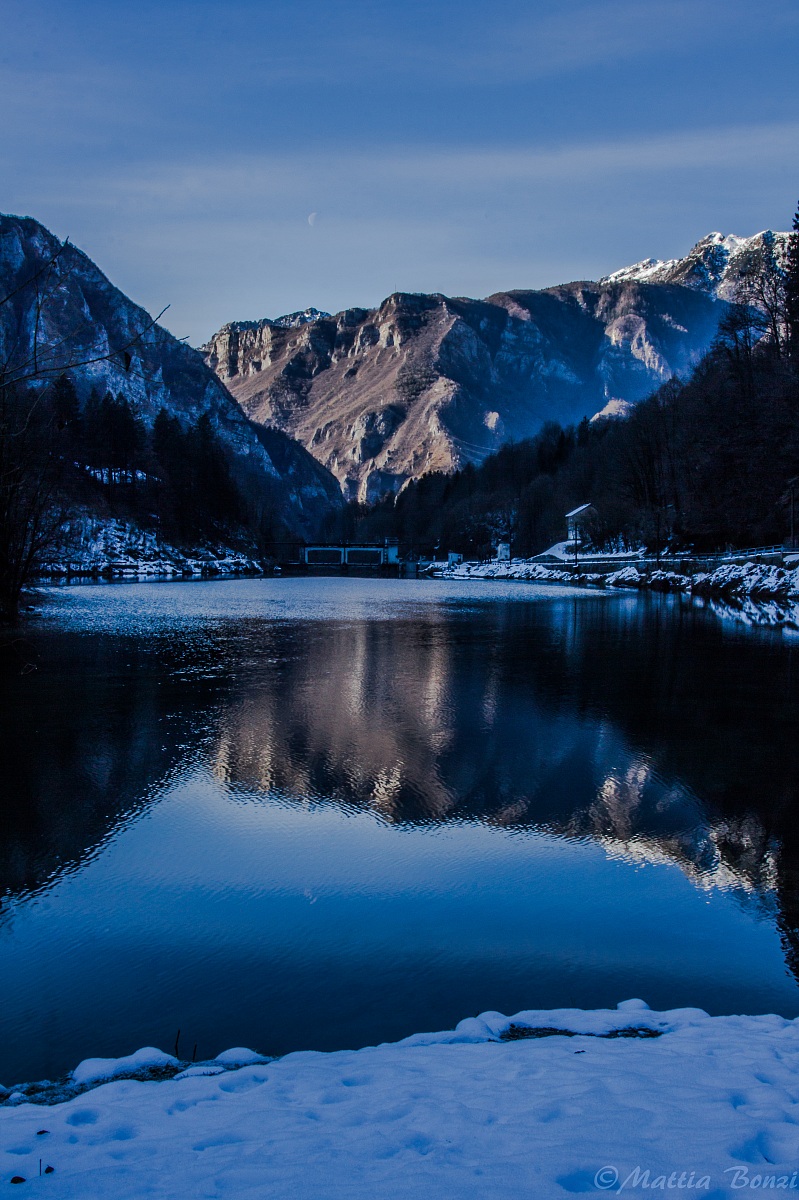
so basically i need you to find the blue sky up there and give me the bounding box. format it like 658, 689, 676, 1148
2, 0, 798, 343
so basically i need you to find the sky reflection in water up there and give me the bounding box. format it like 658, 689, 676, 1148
1, 577, 798, 1084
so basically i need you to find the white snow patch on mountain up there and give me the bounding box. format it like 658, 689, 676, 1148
603, 230, 791, 300
272, 307, 331, 328
591, 397, 634, 422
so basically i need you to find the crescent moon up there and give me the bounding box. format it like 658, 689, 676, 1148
307, 212, 317, 227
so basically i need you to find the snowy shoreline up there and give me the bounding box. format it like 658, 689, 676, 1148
433, 557, 799, 627
37, 517, 263, 582
4, 1001, 799, 1196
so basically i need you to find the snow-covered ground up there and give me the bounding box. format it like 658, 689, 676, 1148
429, 559, 590, 585
4, 1002, 799, 1197
536, 541, 644, 563
427, 558, 799, 629
39, 517, 262, 581
436, 557, 799, 606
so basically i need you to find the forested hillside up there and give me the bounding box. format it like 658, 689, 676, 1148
0, 215, 342, 617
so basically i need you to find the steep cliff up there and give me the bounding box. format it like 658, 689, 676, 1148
204, 280, 725, 502
0, 214, 342, 532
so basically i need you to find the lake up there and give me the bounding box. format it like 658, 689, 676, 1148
2, 576, 799, 1086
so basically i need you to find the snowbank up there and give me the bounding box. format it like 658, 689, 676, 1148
605, 561, 799, 608
38, 516, 263, 581
4, 1002, 799, 1197
437, 556, 799, 608
691, 562, 799, 601
437, 558, 604, 587
71, 1049, 180, 1088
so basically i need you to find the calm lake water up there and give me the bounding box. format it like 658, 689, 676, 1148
2, 577, 799, 1085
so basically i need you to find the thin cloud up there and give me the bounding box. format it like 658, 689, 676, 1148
49, 120, 798, 211
3, 0, 794, 99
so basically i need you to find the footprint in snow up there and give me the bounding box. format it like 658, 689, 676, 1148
65, 1109, 99, 1126
192, 1135, 246, 1152
217, 1075, 266, 1094
108, 1127, 138, 1141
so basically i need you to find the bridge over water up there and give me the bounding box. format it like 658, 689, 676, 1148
265, 541, 401, 569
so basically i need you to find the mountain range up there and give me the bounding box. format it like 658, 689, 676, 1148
2, 215, 788, 518
203, 230, 788, 502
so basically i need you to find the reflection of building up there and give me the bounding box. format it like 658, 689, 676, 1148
566, 503, 597, 544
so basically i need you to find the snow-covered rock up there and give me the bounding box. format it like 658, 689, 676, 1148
605, 565, 646, 587
272, 307, 331, 329
692, 561, 799, 601
434, 558, 575, 585
590, 397, 634, 422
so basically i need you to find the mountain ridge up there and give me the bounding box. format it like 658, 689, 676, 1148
204, 250, 739, 501
601, 229, 790, 298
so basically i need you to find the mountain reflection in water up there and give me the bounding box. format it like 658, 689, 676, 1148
1, 578, 798, 1083
212, 590, 788, 894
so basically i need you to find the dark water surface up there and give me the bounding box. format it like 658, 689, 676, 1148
2, 577, 799, 1085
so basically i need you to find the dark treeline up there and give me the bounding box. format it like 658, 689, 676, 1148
346, 212, 799, 559
1, 370, 328, 616
47, 379, 244, 541
0, 376, 295, 618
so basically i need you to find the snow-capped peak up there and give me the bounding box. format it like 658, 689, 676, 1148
602, 230, 791, 300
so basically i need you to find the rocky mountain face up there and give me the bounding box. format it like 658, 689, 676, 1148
0, 214, 342, 532
204, 279, 726, 503
272, 308, 331, 329
602, 230, 790, 300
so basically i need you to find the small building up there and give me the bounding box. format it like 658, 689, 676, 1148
566, 503, 597, 545
448, 552, 463, 567
495, 542, 511, 562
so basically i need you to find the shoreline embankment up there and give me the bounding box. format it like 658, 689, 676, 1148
435, 553, 799, 602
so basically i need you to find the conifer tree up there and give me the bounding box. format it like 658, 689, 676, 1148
786, 200, 799, 363
51, 375, 80, 434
